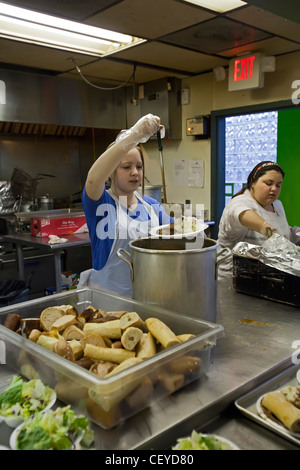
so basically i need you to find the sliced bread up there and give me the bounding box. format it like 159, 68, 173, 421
40, 306, 66, 331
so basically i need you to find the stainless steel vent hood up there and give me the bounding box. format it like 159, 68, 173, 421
0, 121, 87, 137
0, 69, 182, 139
0, 68, 127, 131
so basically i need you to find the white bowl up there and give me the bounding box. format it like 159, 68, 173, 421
2, 391, 56, 429
149, 222, 208, 240
173, 432, 239, 450
9, 418, 83, 450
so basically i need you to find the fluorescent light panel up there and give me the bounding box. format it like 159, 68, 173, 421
0, 2, 145, 57
182, 0, 246, 13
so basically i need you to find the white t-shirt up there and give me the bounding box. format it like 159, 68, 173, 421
217, 189, 291, 278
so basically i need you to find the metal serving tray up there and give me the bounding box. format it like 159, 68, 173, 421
0, 287, 224, 429
235, 364, 300, 447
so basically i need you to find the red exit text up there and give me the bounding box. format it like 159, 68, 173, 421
234, 56, 256, 81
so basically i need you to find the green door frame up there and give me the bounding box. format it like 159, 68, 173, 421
210, 98, 296, 239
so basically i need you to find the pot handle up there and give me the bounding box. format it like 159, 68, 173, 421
215, 247, 231, 280
116, 248, 134, 282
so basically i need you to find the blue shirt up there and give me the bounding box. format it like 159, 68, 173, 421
82, 187, 172, 270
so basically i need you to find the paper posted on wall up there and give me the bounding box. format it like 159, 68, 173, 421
188, 160, 204, 188
172, 159, 204, 187
173, 159, 187, 186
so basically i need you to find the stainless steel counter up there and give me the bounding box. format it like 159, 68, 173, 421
3, 233, 91, 293
1, 278, 299, 450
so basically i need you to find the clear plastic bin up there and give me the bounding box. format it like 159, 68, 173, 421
0, 287, 224, 429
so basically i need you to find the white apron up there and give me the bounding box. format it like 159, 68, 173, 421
78, 191, 159, 296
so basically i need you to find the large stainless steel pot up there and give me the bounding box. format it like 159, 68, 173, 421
117, 237, 230, 322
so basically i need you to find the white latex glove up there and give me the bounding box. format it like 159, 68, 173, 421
259, 221, 277, 239
115, 114, 162, 151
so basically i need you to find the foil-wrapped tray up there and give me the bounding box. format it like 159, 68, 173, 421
233, 234, 300, 278
232, 234, 300, 307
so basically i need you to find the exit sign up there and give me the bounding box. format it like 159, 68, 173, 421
228, 53, 264, 91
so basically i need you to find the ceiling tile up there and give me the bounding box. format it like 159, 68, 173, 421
227, 5, 300, 42
67, 59, 185, 85
0, 0, 117, 21
85, 0, 216, 39
161, 16, 273, 54
0, 38, 97, 72
0, 0, 299, 85
219, 36, 300, 58
242, 0, 300, 25
112, 41, 228, 74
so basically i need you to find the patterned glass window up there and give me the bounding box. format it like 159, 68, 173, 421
225, 111, 278, 205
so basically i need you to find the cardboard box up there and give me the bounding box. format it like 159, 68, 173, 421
31, 213, 88, 237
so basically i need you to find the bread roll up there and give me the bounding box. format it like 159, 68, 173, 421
81, 333, 107, 349
62, 325, 85, 340
37, 334, 59, 350
136, 332, 156, 359
105, 357, 143, 377
177, 334, 195, 342
83, 320, 121, 339
75, 357, 95, 370
84, 343, 135, 363
28, 329, 42, 342
87, 397, 121, 428
120, 312, 145, 331
90, 361, 116, 377
261, 391, 300, 432
51, 314, 77, 332
145, 318, 180, 348
125, 376, 154, 410
4, 313, 21, 331
88, 358, 143, 412
105, 311, 127, 319
79, 307, 96, 322
157, 371, 185, 393
68, 339, 84, 360
51, 339, 75, 361
168, 355, 201, 375
40, 307, 65, 331
121, 327, 143, 350
59, 305, 78, 316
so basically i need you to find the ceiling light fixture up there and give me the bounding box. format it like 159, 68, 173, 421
0, 2, 145, 57
182, 0, 246, 13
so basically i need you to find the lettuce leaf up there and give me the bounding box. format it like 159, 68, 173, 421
16, 406, 94, 450
0, 376, 22, 407
172, 430, 233, 450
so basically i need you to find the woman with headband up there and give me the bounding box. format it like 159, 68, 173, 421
217, 160, 299, 278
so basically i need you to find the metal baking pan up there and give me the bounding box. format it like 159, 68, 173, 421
0, 287, 224, 429
235, 364, 300, 446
